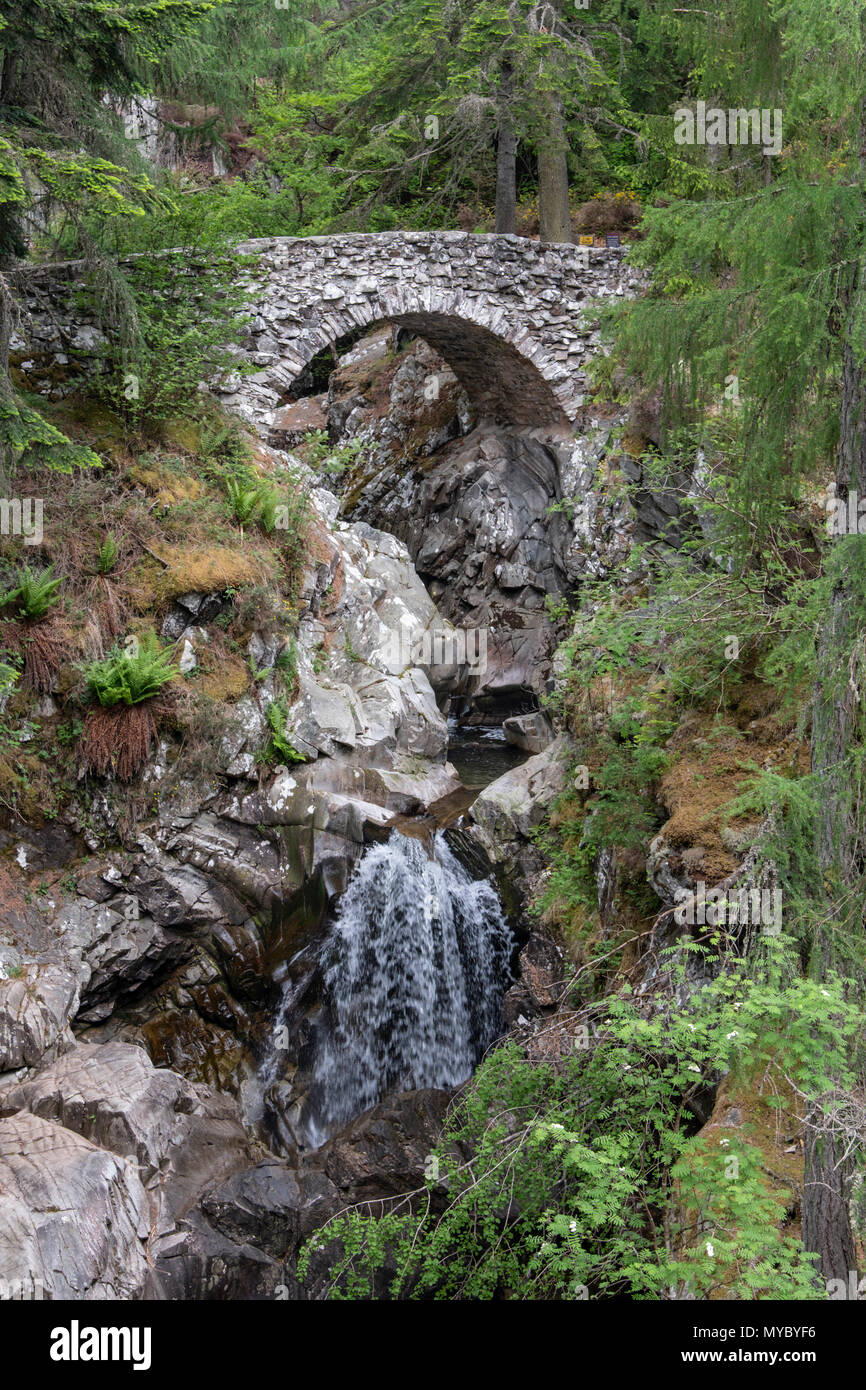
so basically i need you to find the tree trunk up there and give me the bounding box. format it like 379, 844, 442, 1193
0, 257, 17, 479
537, 90, 571, 244
495, 63, 517, 235
802, 1122, 858, 1286
805, 252, 866, 1288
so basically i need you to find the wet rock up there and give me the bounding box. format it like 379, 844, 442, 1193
51, 896, 187, 1022
145, 1161, 342, 1300
503, 711, 553, 754
201, 1161, 340, 1258
147, 1209, 283, 1300
323, 1087, 453, 1197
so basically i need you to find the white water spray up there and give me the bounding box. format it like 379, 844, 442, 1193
306, 830, 513, 1140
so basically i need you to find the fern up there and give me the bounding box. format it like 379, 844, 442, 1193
83, 632, 178, 707
96, 533, 118, 574
262, 696, 305, 764
225, 476, 264, 527
0, 564, 61, 620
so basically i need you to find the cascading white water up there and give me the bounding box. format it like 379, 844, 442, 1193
305, 830, 513, 1142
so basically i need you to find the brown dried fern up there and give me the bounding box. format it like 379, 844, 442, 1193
82, 700, 159, 781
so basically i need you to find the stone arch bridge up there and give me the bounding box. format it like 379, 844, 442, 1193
12, 231, 639, 433
223, 232, 636, 433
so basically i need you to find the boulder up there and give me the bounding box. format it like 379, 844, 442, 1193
503, 711, 554, 754
470, 736, 568, 841
201, 1160, 340, 1259
0, 1110, 150, 1299
323, 1087, 454, 1197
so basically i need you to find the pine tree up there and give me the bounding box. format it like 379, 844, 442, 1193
0, 0, 224, 469
613, 0, 866, 1286
247, 0, 643, 238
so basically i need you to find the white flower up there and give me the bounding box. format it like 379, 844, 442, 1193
687, 1064, 701, 1074
706, 1241, 715, 1258
549, 1123, 565, 1132
719, 1139, 730, 1147
569, 1221, 577, 1234
726, 1030, 739, 1039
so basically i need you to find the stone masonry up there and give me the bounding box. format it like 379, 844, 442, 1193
11, 231, 642, 433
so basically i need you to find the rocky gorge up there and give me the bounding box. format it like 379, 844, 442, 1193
0, 235, 807, 1304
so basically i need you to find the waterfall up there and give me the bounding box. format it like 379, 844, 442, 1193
303, 830, 513, 1143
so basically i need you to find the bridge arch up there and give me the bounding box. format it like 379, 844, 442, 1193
222, 232, 632, 434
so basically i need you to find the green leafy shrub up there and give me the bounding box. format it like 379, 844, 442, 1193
0, 565, 61, 620
83, 632, 178, 707
302, 430, 364, 475
301, 939, 856, 1301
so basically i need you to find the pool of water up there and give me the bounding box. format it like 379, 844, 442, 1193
446, 723, 528, 790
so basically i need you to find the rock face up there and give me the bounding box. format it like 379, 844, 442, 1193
321, 1087, 453, 1198
347, 423, 573, 704
322, 332, 685, 714
0, 963, 79, 1070
144, 1086, 455, 1300
0, 1110, 150, 1300
0, 1041, 252, 1298
4, 1042, 252, 1231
